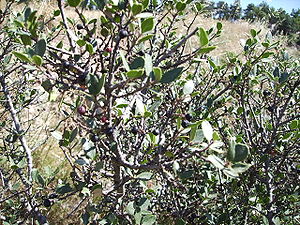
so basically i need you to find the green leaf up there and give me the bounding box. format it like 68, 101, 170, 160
228, 142, 249, 162
141, 215, 156, 225
217, 22, 222, 30
151, 67, 162, 81
137, 172, 152, 180
21, 35, 32, 46
206, 154, 225, 169
144, 54, 153, 76
183, 80, 194, 95
132, 3, 143, 16
178, 170, 194, 180
198, 27, 209, 47
126, 201, 135, 215
261, 52, 274, 59
56, 183, 73, 194
201, 120, 213, 142
88, 74, 104, 96
198, 46, 216, 54
142, 0, 150, 9
176, 2, 186, 11
86, 43, 94, 54
130, 57, 145, 69
138, 34, 154, 44
250, 29, 257, 37
67, 0, 81, 7
32, 55, 43, 66
77, 39, 86, 47
279, 72, 290, 84
35, 39, 47, 57
70, 127, 78, 142
231, 163, 251, 173
12, 51, 31, 63
127, 69, 144, 79
160, 67, 183, 83
141, 17, 154, 33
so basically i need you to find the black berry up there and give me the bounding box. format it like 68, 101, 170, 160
105, 127, 114, 135
76, 24, 84, 30
62, 61, 70, 68
49, 193, 58, 199
131, 126, 138, 134
185, 113, 193, 121
43, 199, 52, 207
91, 134, 100, 142
152, 129, 159, 136
181, 120, 190, 128
119, 29, 129, 39
137, 50, 145, 56
263, 90, 271, 96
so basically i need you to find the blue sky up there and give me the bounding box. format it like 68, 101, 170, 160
221, 0, 300, 13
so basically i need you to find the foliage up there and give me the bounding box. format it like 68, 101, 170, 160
0, 0, 299, 225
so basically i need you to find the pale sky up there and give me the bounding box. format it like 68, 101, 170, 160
222, 0, 300, 13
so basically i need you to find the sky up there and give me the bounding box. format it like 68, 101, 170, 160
221, 0, 300, 13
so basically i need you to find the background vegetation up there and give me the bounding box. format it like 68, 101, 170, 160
0, 0, 299, 225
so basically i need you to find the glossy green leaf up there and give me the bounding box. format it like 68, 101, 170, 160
126, 69, 144, 79
160, 67, 183, 83
21, 35, 32, 46
32, 55, 43, 66
138, 34, 154, 44
67, 0, 81, 7
198, 46, 216, 54
198, 27, 209, 47
132, 3, 143, 15
141, 215, 156, 225
151, 67, 162, 81
228, 142, 249, 162
88, 74, 103, 96
86, 43, 94, 54
176, 2, 186, 11
35, 39, 47, 57
141, 17, 154, 33
12, 51, 31, 63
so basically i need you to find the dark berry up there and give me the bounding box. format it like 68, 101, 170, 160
185, 113, 193, 121
43, 199, 51, 207
62, 61, 70, 68
263, 90, 271, 96
131, 126, 138, 134
137, 50, 145, 56
100, 116, 108, 123
77, 74, 86, 85
267, 106, 274, 112
77, 106, 86, 115
119, 29, 129, 39
49, 193, 58, 199
105, 127, 114, 135
90, 134, 100, 142
76, 24, 84, 30
181, 120, 190, 128
152, 129, 159, 136
105, 47, 113, 53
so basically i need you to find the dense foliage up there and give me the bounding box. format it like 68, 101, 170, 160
0, 0, 299, 225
